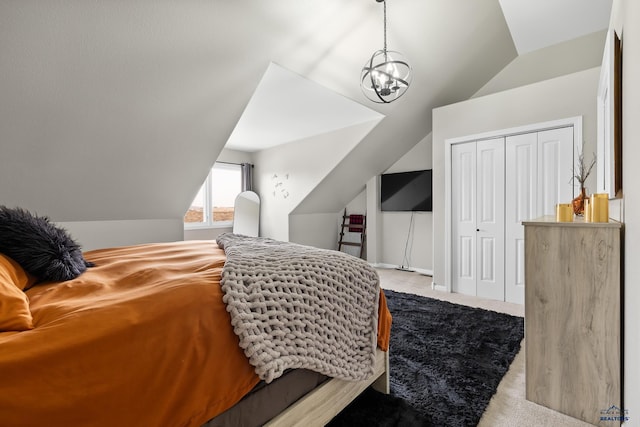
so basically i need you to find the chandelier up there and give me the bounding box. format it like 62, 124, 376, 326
360, 0, 412, 103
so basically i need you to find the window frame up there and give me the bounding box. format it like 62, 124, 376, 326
184, 162, 241, 230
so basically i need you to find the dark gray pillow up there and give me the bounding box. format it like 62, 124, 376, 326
0, 206, 94, 282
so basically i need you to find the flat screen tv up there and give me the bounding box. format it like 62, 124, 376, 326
380, 169, 432, 212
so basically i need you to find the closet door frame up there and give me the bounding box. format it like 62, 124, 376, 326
444, 116, 582, 297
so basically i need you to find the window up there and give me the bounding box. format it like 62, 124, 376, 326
184, 162, 242, 228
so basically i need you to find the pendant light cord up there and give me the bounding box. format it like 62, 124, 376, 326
383, 0, 387, 53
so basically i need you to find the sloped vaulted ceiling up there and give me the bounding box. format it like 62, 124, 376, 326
225, 63, 384, 152
0, 0, 517, 222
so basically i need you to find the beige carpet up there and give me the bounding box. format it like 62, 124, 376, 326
377, 267, 595, 427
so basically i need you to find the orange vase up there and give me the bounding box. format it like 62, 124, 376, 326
572, 187, 587, 216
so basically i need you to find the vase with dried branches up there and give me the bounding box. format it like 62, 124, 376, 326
571, 145, 596, 215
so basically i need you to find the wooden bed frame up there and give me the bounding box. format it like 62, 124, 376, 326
265, 349, 389, 426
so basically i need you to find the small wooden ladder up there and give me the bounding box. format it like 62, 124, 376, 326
338, 208, 366, 259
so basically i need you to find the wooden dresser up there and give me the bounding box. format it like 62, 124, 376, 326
523, 217, 623, 427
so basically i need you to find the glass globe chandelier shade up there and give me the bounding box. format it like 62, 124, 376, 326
360, 0, 412, 104
361, 49, 412, 103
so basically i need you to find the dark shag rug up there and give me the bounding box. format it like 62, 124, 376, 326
328, 289, 524, 427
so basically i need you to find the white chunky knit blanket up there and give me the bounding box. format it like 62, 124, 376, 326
217, 233, 380, 383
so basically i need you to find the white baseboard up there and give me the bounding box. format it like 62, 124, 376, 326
371, 262, 451, 294
432, 283, 448, 292
370, 263, 433, 277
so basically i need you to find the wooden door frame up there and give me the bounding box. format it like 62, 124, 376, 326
444, 116, 582, 296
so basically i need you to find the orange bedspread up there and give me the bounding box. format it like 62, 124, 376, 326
0, 240, 391, 427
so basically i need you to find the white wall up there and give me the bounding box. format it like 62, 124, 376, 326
0, 2, 517, 254
289, 213, 344, 252
0, 2, 253, 224
253, 120, 379, 243
184, 227, 231, 242
366, 176, 381, 265
432, 67, 601, 289
378, 134, 433, 272
57, 219, 183, 252
59, 148, 255, 249
337, 133, 434, 270
610, 0, 640, 422
474, 30, 607, 98
345, 190, 367, 217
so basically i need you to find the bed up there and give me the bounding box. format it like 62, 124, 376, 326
0, 221, 391, 426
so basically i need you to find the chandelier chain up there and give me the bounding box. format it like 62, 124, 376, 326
383, 0, 387, 53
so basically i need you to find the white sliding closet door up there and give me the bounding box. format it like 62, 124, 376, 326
476, 138, 505, 300
451, 126, 574, 304
538, 127, 574, 215
504, 127, 573, 304
451, 142, 477, 297
451, 138, 505, 300
505, 133, 538, 305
